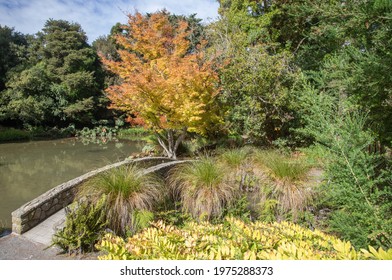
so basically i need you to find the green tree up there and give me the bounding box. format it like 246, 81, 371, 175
269, 0, 392, 145
0, 25, 27, 92
209, 0, 299, 144
297, 81, 392, 249
0, 19, 104, 127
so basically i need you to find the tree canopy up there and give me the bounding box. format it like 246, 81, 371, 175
0, 19, 105, 128
101, 11, 222, 158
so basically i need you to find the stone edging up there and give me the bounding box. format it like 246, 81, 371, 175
11, 157, 177, 234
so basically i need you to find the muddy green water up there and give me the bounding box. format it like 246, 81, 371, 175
0, 138, 142, 229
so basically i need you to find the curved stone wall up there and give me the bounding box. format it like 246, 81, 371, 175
11, 157, 179, 234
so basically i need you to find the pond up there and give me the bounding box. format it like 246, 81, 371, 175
0, 138, 143, 230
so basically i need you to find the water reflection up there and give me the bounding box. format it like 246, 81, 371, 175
0, 138, 142, 228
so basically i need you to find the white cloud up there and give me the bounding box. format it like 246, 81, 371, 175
0, 0, 219, 43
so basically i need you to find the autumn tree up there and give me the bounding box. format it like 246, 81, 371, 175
101, 12, 221, 159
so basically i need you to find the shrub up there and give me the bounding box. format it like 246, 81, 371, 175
0, 128, 31, 142
77, 164, 163, 236
298, 84, 392, 249
154, 209, 192, 227
76, 125, 117, 145
168, 158, 237, 221
52, 198, 107, 254
129, 210, 155, 235
222, 194, 252, 222
97, 217, 392, 260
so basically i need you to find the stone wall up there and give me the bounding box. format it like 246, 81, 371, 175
11, 157, 178, 234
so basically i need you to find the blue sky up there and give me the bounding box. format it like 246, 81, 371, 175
0, 0, 220, 43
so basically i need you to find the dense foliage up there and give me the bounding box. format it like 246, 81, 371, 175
0, 25, 27, 92
209, 0, 299, 144
97, 217, 392, 260
52, 198, 107, 254
0, 20, 106, 128
298, 85, 392, 249
269, 0, 392, 145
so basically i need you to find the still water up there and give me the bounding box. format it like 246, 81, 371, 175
0, 138, 142, 229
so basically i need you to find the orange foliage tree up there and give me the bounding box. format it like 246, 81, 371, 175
101, 11, 221, 158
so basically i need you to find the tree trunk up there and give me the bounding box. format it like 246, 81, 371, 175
156, 128, 187, 159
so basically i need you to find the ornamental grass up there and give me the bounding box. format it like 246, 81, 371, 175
168, 157, 237, 221
77, 164, 163, 236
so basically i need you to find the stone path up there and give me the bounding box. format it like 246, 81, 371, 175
0, 209, 68, 259
0, 208, 99, 260
0, 233, 68, 260
22, 208, 66, 246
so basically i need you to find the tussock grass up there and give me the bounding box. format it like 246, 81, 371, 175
219, 148, 250, 169
253, 150, 314, 219
77, 164, 163, 235
168, 158, 237, 221
253, 150, 309, 182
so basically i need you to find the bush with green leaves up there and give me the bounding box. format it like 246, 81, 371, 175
52, 197, 107, 254
0, 128, 31, 142
77, 164, 163, 236
117, 127, 150, 140
97, 217, 392, 260
298, 83, 392, 249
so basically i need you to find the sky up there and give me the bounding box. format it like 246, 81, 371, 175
0, 0, 220, 43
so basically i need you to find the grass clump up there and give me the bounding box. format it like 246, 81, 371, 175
254, 150, 309, 182
77, 164, 163, 236
219, 148, 250, 170
169, 158, 236, 221
252, 150, 314, 220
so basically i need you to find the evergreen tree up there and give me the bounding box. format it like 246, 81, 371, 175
0, 25, 28, 91
210, 0, 299, 144
0, 19, 104, 127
